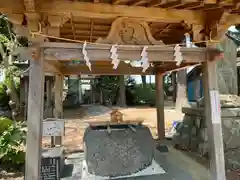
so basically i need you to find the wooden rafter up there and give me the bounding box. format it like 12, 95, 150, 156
112, 0, 122, 5
23, 0, 37, 12
63, 24, 110, 31
0, 0, 23, 14
147, 0, 200, 8
62, 35, 101, 41
2, 0, 240, 16
90, 20, 94, 42
61, 30, 108, 36
154, 24, 171, 36
41, 0, 203, 24
130, 0, 151, 6
148, 0, 163, 7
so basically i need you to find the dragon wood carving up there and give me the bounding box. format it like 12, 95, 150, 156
96, 17, 164, 45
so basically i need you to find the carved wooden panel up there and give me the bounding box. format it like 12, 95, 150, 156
96, 17, 164, 45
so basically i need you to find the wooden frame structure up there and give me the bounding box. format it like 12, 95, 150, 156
0, 0, 236, 179
25, 41, 225, 180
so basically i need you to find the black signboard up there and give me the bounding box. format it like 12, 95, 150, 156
41, 157, 61, 180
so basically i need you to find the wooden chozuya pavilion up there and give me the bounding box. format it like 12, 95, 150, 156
1, 0, 239, 179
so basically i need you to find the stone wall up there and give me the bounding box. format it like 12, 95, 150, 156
173, 105, 240, 170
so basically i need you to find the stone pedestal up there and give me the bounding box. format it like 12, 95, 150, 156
175, 107, 240, 153
173, 94, 240, 173
41, 147, 65, 180
216, 36, 238, 95
83, 124, 154, 177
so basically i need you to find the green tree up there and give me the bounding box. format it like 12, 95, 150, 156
0, 14, 28, 122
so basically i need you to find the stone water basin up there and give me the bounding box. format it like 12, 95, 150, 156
83, 124, 155, 177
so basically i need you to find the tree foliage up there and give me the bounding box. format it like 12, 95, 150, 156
0, 121, 26, 165
94, 75, 171, 106
0, 14, 28, 120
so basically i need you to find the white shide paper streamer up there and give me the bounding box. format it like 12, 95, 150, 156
140, 46, 149, 72
174, 44, 183, 66
110, 44, 120, 69
82, 41, 92, 71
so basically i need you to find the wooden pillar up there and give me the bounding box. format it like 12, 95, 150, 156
202, 57, 226, 180
24, 77, 29, 121
19, 78, 25, 108
54, 74, 64, 146
46, 77, 54, 117
46, 77, 51, 108
25, 48, 44, 180
91, 79, 96, 104
155, 72, 165, 140
119, 75, 126, 107
100, 90, 103, 105
171, 72, 177, 102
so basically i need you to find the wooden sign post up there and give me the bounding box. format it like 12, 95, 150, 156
25, 48, 45, 180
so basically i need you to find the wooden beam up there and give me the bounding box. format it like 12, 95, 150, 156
44, 61, 62, 74
154, 23, 171, 36
214, 12, 240, 40
62, 35, 100, 41
63, 24, 111, 31
0, 0, 24, 14
202, 55, 226, 179
62, 34, 184, 42
61, 64, 155, 75
112, 0, 122, 5
204, 0, 217, 4
25, 49, 44, 180
90, 20, 94, 42
41, 0, 203, 24
42, 42, 210, 63
70, 18, 113, 25
192, 24, 204, 42
60, 29, 108, 36
148, 0, 164, 7
148, 0, 199, 8
155, 71, 165, 140
70, 13, 76, 40
24, 0, 37, 12
130, 0, 151, 6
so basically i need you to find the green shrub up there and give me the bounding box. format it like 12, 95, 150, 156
0, 116, 12, 134
0, 121, 26, 165
0, 82, 9, 108
130, 84, 156, 106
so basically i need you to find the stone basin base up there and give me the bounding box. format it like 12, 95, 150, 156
83, 124, 155, 177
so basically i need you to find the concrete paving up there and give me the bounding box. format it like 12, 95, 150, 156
61, 146, 210, 180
